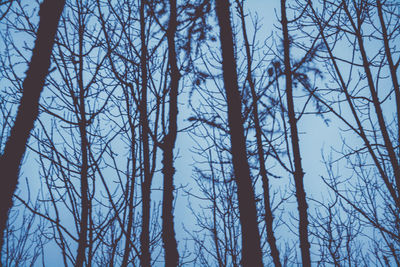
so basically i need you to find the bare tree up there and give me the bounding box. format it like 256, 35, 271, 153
138, 0, 153, 265
215, 0, 263, 265
161, 0, 181, 265
2, 0, 399, 265
0, 0, 65, 254
96, 0, 167, 265
235, 1, 282, 266
279, 0, 311, 265
295, 0, 400, 264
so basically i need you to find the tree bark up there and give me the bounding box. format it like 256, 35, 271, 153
215, 0, 263, 266
0, 0, 65, 255
280, 1, 311, 266
161, 0, 181, 266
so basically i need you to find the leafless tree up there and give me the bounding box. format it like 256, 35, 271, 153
235, 1, 282, 265
0, 0, 65, 255
215, 0, 264, 265
293, 0, 400, 264
1, 0, 399, 266
161, 0, 181, 265
279, 0, 312, 265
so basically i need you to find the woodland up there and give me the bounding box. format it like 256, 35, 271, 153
0, 0, 399, 266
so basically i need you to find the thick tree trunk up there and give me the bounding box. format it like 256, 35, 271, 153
215, 1, 264, 266
280, 1, 311, 266
0, 0, 65, 255
161, 0, 180, 266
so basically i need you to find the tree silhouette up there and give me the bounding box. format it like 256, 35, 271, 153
0, 0, 65, 255
215, 0, 263, 265
1, 0, 399, 266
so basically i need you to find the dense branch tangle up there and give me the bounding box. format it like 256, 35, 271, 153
0, 0, 399, 266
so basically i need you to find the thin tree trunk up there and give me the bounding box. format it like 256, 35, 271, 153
76, 13, 90, 266
307, 1, 400, 207
139, 0, 152, 265
215, 1, 263, 266
236, 2, 281, 266
75, 118, 89, 267
210, 157, 224, 267
280, 1, 311, 266
121, 169, 136, 267
121, 100, 137, 267
376, 0, 400, 150
0, 0, 65, 254
342, 1, 400, 199
161, 0, 180, 266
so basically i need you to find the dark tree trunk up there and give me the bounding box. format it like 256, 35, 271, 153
0, 0, 65, 255
236, 2, 281, 266
280, 1, 311, 266
121, 104, 137, 267
75, 99, 89, 267
215, 0, 263, 266
75, 17, 90, 265
161, 0, 180, 266
139, 0, 152, 266
376, 0, 400, 151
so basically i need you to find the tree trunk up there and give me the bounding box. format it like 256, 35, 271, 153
121, 105, 137, 267
236, 2, 281, 266
75, 24, 90, 266
161, 0, 181, 266
280, 1, 311, 266
0, 0, 65, 254
75, 111, 89, 267
215, 1, 263, 266
139, 0, 152, 266
376, 0, 400, 152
